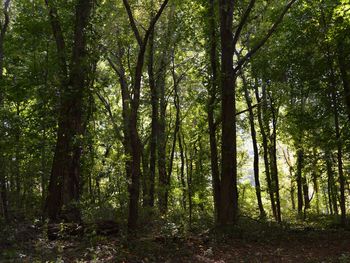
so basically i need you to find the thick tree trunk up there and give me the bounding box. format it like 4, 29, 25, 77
45, 0, 93, 222
218, 0, 237, 225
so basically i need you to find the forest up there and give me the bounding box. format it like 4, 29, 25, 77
1, 0, 350, 262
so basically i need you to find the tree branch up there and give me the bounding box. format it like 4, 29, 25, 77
232, 0, 256, 50
234, 0, 297, 73
45, 0, 68, 80
122, 0, 143, 46
96, 91, 123, 141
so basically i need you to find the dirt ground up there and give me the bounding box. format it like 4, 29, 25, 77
1, 222, 350, 262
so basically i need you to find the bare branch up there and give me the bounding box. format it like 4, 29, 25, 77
234, 0, 297, 73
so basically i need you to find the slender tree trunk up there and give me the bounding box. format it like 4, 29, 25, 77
254, 84, 277, 220
269, 103, 281, 222
155, 4, 174, 214
218, 0, 237, 225
178, 131, 186, 210
141, 142, 150, 207
290, 174, 295, 210
147, 28, 157, 208
296, 147, 304, 218
207, 0, 221, 223
242, 76, 265, 218
157, 71, 168, 214
332, 89, 346, 226
167, 59, 181, 210
337, 40, 350, 123
184, 137, 193, 228
326, 150, 337, 215
121, 0, 170, 230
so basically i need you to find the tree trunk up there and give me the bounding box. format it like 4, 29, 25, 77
167, 59, 181, 210
332, 89, 346, 226
45, 0, 93, 222
296, 147, 304, 218
157, 68, 168, 214
326, 150, 338, 215
178, 131, 186, 210
147, 28, 157, 208
218, 0, 237, 225
207, 0, 221, 224
337, 40, 350, 123
269, 101, 281, 222
0, 0, 11, 223
242, 76, 265, 218
254, 84, 277, 220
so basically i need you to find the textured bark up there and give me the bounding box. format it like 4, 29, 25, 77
45, 0, 93, 222
207, 0, 221, 222
218, 0, 237, 225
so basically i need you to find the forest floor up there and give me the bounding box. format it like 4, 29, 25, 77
1, 217, 350, 263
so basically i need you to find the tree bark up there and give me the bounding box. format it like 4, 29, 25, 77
207, 0, 221, 223
45, 0, 93, 222
218, 0, 237, 225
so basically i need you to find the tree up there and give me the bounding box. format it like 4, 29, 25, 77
45, 0, 94, 222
